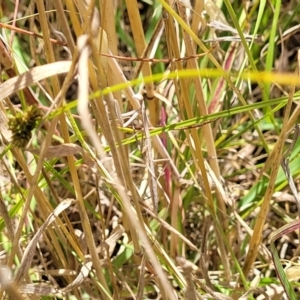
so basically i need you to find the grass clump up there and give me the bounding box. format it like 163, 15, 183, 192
0, 0, 300, 299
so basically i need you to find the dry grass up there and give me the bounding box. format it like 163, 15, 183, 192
0, 0, 300, 299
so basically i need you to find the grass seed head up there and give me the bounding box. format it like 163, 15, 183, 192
8, 105, 42, 148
